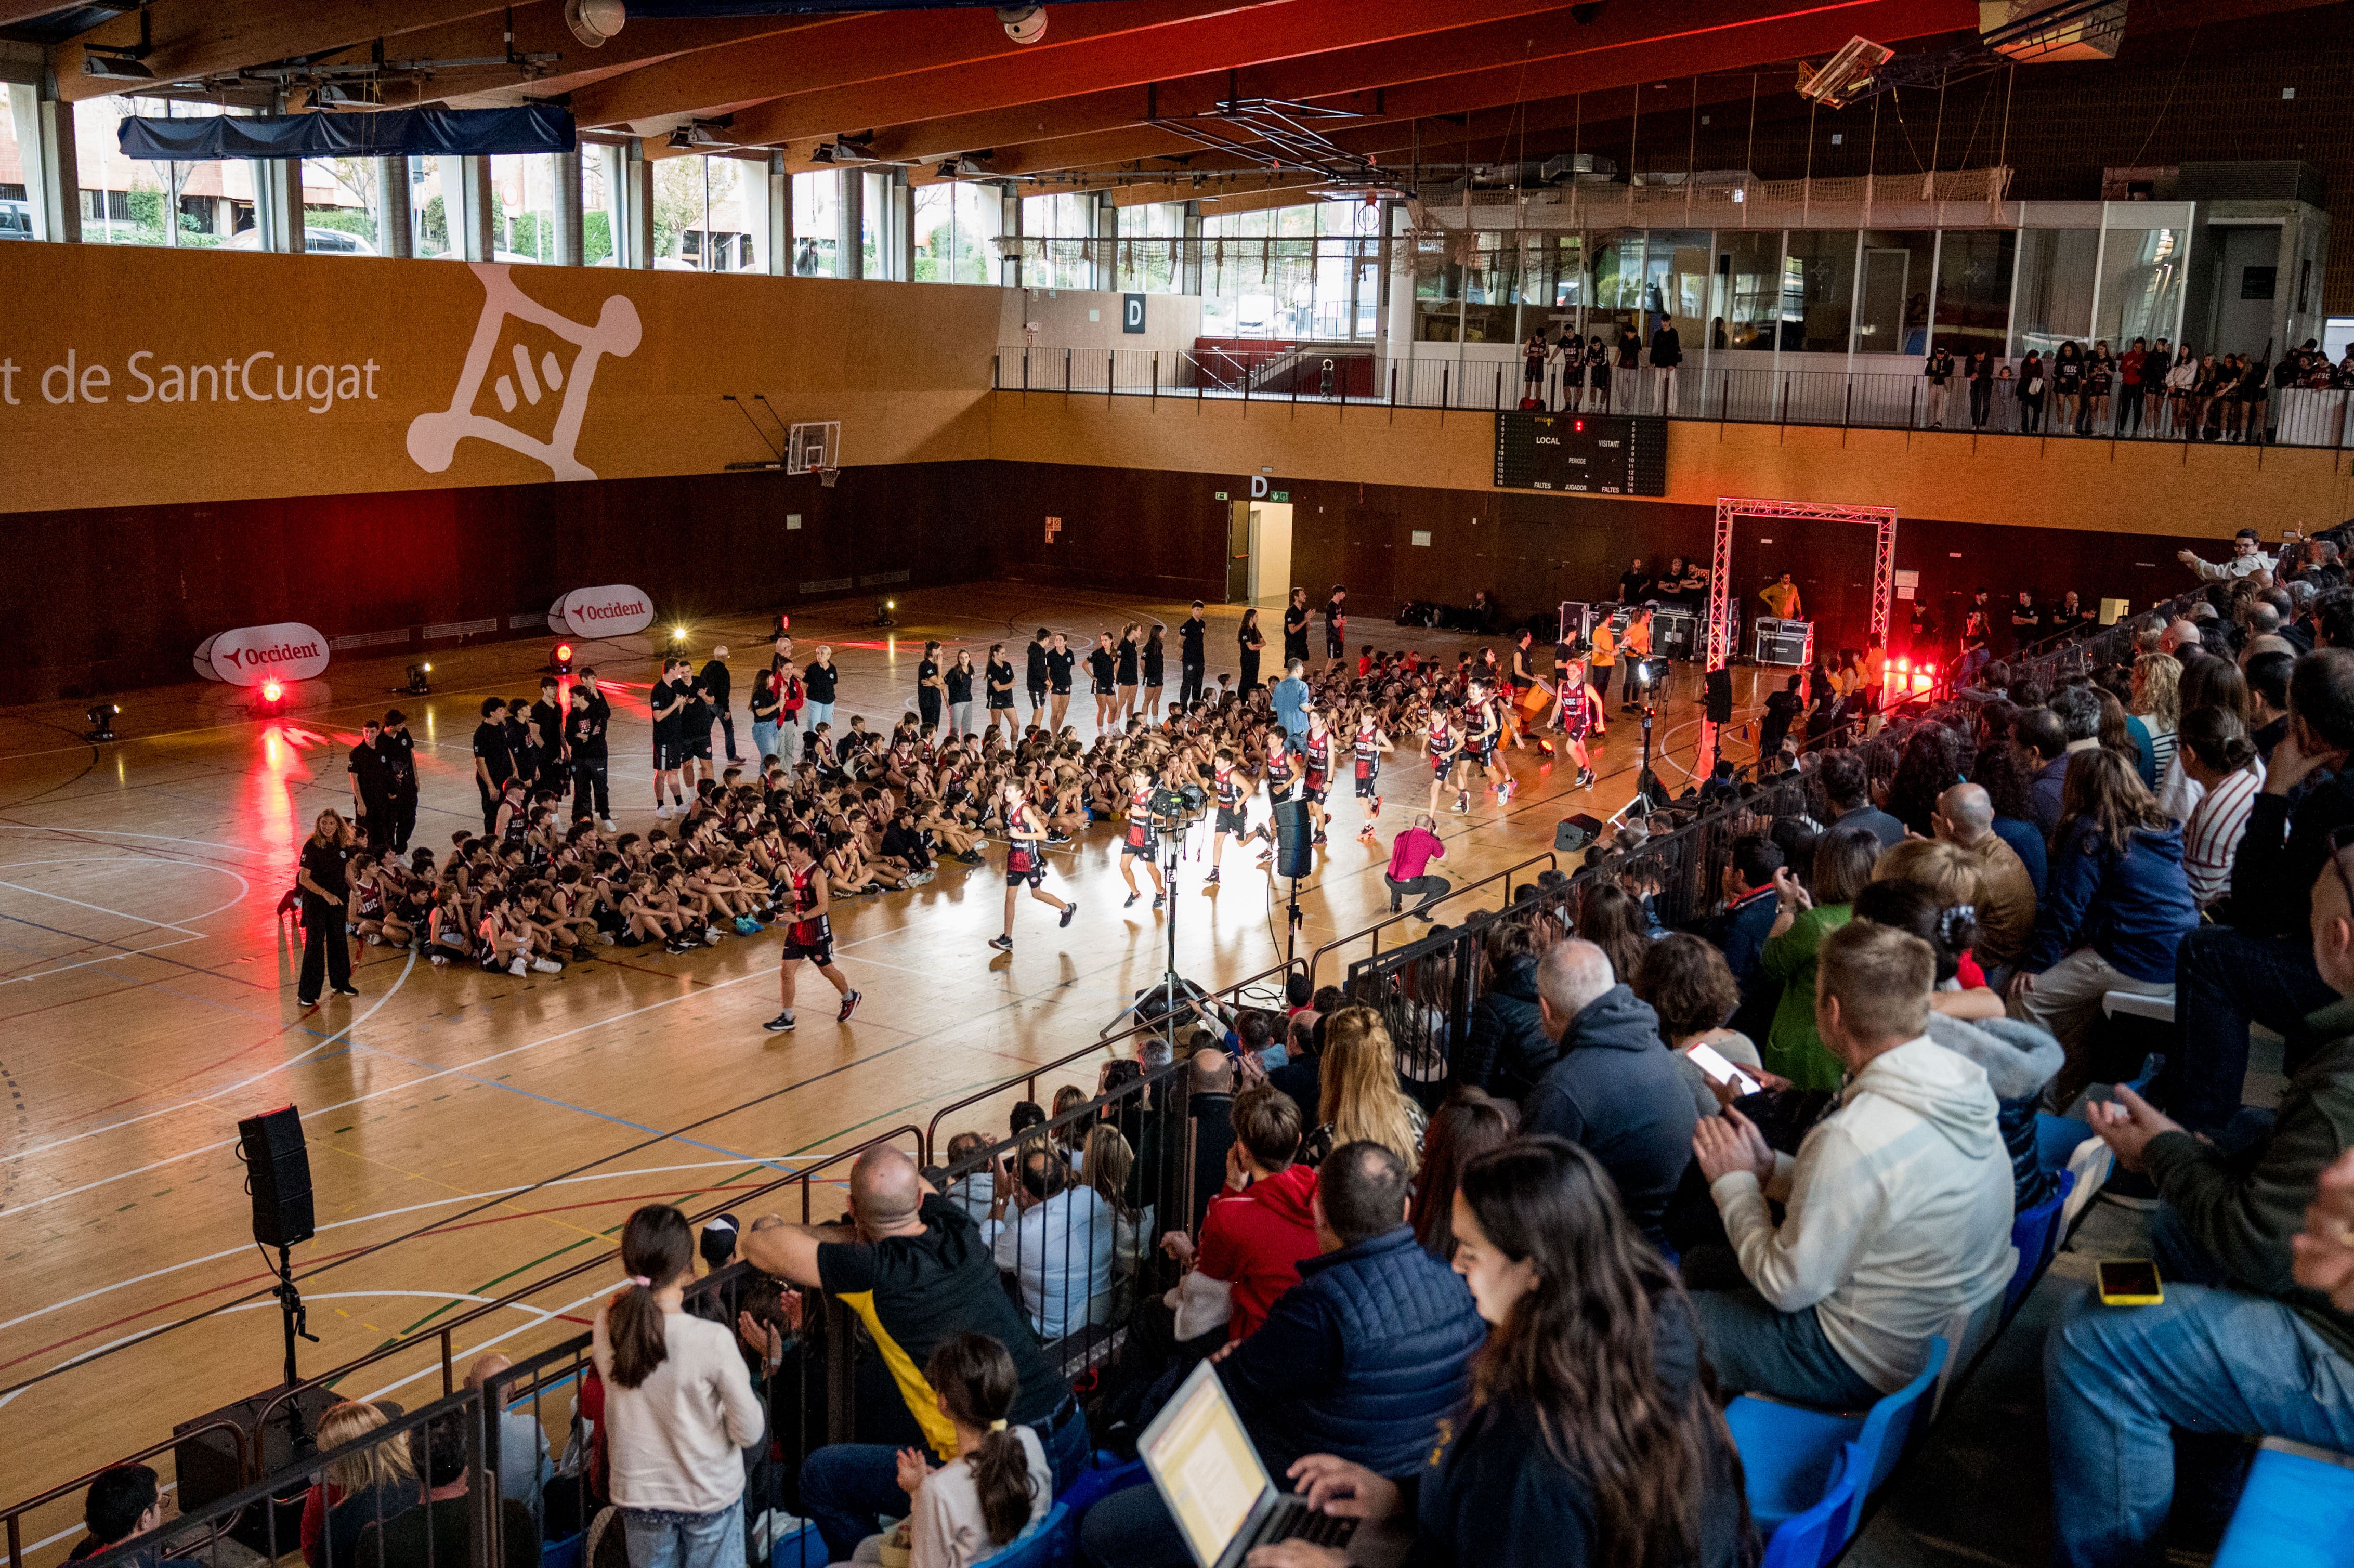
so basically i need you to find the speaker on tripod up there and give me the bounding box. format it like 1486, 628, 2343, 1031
238, 1106, 315, 1248
1270, 799, 1314, 879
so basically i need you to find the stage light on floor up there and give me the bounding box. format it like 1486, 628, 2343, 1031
405, 662, 432, 696
263, 679, 284, 702
552, 641, 574, 674
86, 702, 118, 742
873, 597, 896, 628
671, 624, 690, 645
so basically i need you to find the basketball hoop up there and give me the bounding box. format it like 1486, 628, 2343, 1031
818, 467, 841, 488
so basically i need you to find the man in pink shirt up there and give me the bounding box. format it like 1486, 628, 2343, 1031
1384, 813, 1449, 918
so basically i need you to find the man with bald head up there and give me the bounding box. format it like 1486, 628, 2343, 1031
2159, 618, 2203, 659
742, 1145, 1087, 1559
1933, 782, 2037, 983
1520, 938, 1696, 1248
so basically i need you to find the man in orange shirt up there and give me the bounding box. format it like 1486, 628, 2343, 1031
1619, 606, 1655, 710
1861, 636, 1889, 730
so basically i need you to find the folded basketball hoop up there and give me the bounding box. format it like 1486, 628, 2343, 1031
788, 421, 841, 476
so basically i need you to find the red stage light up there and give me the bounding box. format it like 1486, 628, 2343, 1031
1895, 657, 1911, 672
1923, 662, 1937, 676
261, 678, 284, 702
1574, 419, 1585, 432
556, 642, 574, 662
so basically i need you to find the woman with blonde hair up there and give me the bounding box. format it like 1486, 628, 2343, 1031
2130, 651, 2182, 782
1081, 1122, 1150, 1286
1302, 1006, 1426, 1172
300, 1400, 420, 1567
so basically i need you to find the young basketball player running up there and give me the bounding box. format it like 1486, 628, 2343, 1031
1298, 709, 1335, 847
1469, 681, 1515, 802
1425, 700, 1463, 817
1118, 766, 1167, 910
1204, 745, 1249, 886
1555, 649, 1599, 790
765, 831, 857, 1031
1351, 709, 1393, 844
1256, 726, 1301, 868
991, 781, 1075, 951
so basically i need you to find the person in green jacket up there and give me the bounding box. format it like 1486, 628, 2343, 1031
2043, 842, 2354, 1568
1758, 826, 1880, 1090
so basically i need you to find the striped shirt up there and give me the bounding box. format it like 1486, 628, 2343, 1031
2183, 764, 2264, 907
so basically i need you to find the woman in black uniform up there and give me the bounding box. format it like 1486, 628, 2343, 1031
1116, 622, 1141, 721
1089, 632, 1120, 733
1142, 624, 1167, 721
295, 808, 359, 1007
985, 642, 1017, 737
1026, 627, 1051, 728
945, 647, 976, 738
1238, 608, 1266, 694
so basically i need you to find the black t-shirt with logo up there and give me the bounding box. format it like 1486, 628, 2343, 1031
375, 730, 416, 793
651, 679, 685, 740
945, 663, 973, 704
917, 658, 941, 707
815, 1194, 1066, 1457
565, 705, 604, 761
300, 835, 350, 902
1045, 648, 1076, 695
472, 721, 513, 787
1027, 641, 1050, 691
804, 660, 839, 704
349, 740, 390, 799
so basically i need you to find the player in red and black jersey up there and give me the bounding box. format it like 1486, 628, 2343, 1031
1425, 702, 1464, 817
1351, 711, 1393, 844
990, 781, 1075, 952
1119, 767, 1167, 910
765, 831, 858, 1032
1554, 648, 1599, 790
1205, 747, 1249, 886
1300, 710, 1335, 847
1256, 729, 1301, 868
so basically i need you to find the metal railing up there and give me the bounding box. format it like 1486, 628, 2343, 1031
995, 345, 2354, 450
1301, 849, 1560, 996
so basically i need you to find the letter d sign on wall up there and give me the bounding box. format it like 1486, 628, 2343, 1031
1122, 294, 1146, 334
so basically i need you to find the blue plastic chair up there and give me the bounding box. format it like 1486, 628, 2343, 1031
1755, 1443, 1866, 1568
2004, 1168, 2078, 1320
1058, 1457, 1148, 1522
2213, 1443, 2354, 1568
972, 1504, 1073, 1568
1725, 1337, 1948, 1539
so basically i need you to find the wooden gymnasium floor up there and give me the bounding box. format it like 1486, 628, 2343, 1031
0, 582, 1779, 1546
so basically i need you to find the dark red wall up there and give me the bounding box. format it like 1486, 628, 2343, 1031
0, 459, 2231, 703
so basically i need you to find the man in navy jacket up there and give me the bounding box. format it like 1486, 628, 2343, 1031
1080, 1142, 1483, 1568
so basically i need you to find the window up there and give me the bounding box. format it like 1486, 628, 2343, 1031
489, 153, 561, 264
582, 149, 617, 265
2010, 228, 2098, 357
410, 156, 457, 258
1114, 201, 1181, 294
1020, 192, 1093, 290
1712, 231, 1778, 350
792, 171, 838, 276
1854, 230, 1934, 355
304, 156, 378, 253
1780, 231, 1856, 354
1930, 229, 2015, 357
1645, 229, 1711, 358
69, 95, 236, 246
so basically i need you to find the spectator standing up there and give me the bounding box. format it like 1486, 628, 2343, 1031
699, 646, 739, 765
741, 1149, 1088, 1561
1923, 344, 1954, 427
591, 1206, 762, 1568
1237, 608, 1265, 693
1650, 317, 1683, 413
747, 670, 781, 766
802, 645, 840, 732
1271, 660, 1312, 752
1966, 347, 1998, 428
2009, 750, 2198, 1101
1617, 557, 1654, 605
2177, 527, 2274, 583
1759, 826, 1879, 1090
1283, 587, 1313, 667
2044, 842, 2354, 1568
1260, 1139, 1747, 1568
1759, 572, 1803, 621
294, 809, 358, 1008
1690, 921, 2014, 1406
2016, 349, 2046, 432
1518, 939, 1697, 1250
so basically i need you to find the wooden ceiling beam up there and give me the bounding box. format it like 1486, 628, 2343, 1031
56, 0, 511, 103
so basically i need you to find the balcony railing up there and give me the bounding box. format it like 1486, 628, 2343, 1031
995, 345, 2354, 449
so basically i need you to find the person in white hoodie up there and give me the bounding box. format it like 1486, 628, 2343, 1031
591, 1204, 766, 1568
1690, 920, 2017, 1407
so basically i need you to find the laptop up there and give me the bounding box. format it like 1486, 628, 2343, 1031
1137, 1360, 1359, 1568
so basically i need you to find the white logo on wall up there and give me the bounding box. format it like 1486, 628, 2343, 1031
548, 584, 655, 639
408, 264, 642, 482
193, 622, 331, 686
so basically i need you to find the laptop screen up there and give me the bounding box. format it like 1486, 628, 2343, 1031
1140, 1363, 1273, 1567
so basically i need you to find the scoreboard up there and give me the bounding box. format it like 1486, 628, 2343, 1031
1493, 411, 1668, 496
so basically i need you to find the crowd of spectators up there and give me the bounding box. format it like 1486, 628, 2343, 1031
74, 523, 2354, 1568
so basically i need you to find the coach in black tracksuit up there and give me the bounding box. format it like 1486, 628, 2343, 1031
1178, 602, 1207, 709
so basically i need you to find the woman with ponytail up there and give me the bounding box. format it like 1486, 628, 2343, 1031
591, 1205, 763, 1568
857, 1333, 1049, 1568
1248, 1139, 1747, 1568
2177, 706, 2264, 908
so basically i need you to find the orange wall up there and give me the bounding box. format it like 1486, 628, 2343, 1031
0, 244, 1000, 514
982, 390, 2354, 540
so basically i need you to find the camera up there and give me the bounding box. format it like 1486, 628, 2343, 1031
998, 5, 1047, 43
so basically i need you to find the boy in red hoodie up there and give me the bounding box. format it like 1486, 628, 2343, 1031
1161, 1083, 1322, 1341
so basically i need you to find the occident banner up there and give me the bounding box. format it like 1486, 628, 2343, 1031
553, 584, 655, 638
196, 622, 331, 686
0, 243, 1000, 515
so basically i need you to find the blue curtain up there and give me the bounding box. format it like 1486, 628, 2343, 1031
119, 106, 574, 161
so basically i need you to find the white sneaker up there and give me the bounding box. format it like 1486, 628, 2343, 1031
508, 956, 529, 976
655, 803, 673, 820
532, 957, 563, 974
704, 926, 724, 943
600, 818, 619, 833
